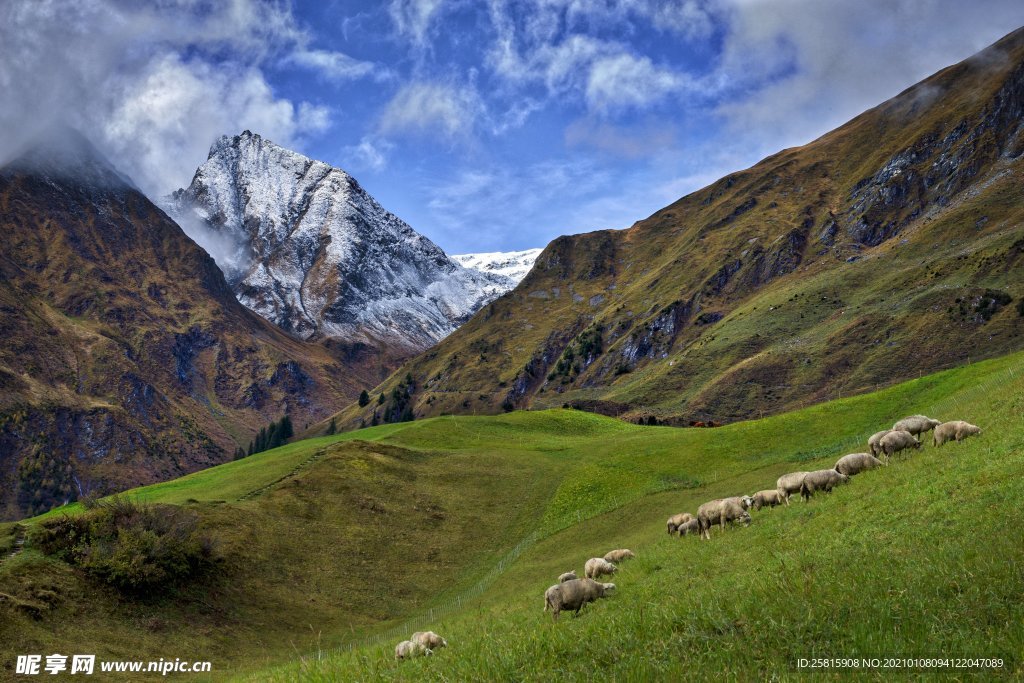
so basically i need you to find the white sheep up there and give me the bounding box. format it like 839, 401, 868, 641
834, 452, 884, 476
776, 471, 809, 503
696, 498, 752, 540
558, 570, 577, 583
800, 469, 850, 500
676, 518, 700, 537
411, 631, 447, 651
544, 578, 615, 621
584, 557, 618, 579
603, 549, 635, 563
879, 430, 921, 460
932, 420, 982, 446
893, 415, 942, 441
751, 489, 786, 510
868, 430, 892, 457
667, 512, 695, 535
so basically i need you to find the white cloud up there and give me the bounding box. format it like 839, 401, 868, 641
379, 82, 481, 138
343, 136, 394, 171
0, 0, 338, 197
102, 55, 330, 197
287, 48, 381, 82
389, 0, 448, 45
586, 53, 689, 112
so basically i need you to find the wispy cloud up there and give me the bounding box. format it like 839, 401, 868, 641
287, 48, 383, 82
342, 135, 394, 171
388, 0, 449, 46
379, 81, 481, 139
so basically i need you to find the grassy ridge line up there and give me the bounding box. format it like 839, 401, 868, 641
247, 355, 1024, 681
249, 352, 1024, 677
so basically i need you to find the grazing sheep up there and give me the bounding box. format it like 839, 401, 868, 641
543, 578, 615, 621
893, 415, 942, 441
800, 469, 850, 500
411, 631, 448, 651
868, 430, 893, 457
697, 498, 752, 540
676, 519, 700, 537
604, 549, 635, 563
776, 472, 809, 503
879, 430, 921, 460
835, 452, 884, 476
933, 420, 982, 447
558, 570, 577, 583
751, 489, 786, 510
395, 640, 426, 660
585, 557, 618, 579
667, 512, 695, 535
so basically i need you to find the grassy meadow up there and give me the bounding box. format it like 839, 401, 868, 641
2, 351, 1023, 680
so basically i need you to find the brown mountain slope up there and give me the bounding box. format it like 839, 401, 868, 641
0, 130, 384, 519
332, 26, 1024, 432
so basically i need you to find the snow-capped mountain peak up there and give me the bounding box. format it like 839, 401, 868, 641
166, 131, 513, 351
451, 248, 541, 284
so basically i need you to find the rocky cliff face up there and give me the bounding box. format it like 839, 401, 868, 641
0, 129, 375, 519
167, 132, 511, 352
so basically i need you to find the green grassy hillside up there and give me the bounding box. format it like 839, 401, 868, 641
324, 26, 1024, 433
2, 351, 1022, 680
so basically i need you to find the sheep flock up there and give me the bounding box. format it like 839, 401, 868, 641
394, 414, 980, 660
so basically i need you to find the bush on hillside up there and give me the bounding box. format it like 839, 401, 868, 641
31, 498, 219, 594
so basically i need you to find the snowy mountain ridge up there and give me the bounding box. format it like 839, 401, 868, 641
451, 248, 541, 284
166, 131, 516, 352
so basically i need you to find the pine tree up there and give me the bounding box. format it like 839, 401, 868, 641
279, 415, 294, 440
267, 422, 282, 450
358, 390, 370, 407
247, 441, 254, 457
378, 392, 386, 405
371, 411, 379, 426
327, 417, 336, 435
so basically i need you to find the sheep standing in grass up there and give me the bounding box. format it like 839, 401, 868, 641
835, 452, 884, 476
667, 512, 695, 535
604, 549, 635, 563
752, 489, 786, 510
933, 421, 982, 446
868, 430, 892, 457
893, 415, 942, 442
676, 519, 700, 537
543, 578, 615, 621
395, 640, 426, 660
879, 430, 921, 460
800, 469, 850, 500
411, 631, 448, 652
776, 472, 809, 503
558, 570, 577, 583
697, 498, 752, 540
585, 557, 618, 579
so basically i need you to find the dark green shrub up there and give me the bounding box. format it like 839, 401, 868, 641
31, 498, 218, 594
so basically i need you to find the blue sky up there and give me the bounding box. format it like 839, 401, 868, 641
3, 1, 1024, 254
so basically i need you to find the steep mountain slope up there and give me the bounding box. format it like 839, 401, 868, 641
337, 26, 1024, 429
0, 129, 379, 520
167, 132, 510, 352
451, 248, 542, 284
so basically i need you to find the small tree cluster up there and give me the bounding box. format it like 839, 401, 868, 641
244, 415, 294, 457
